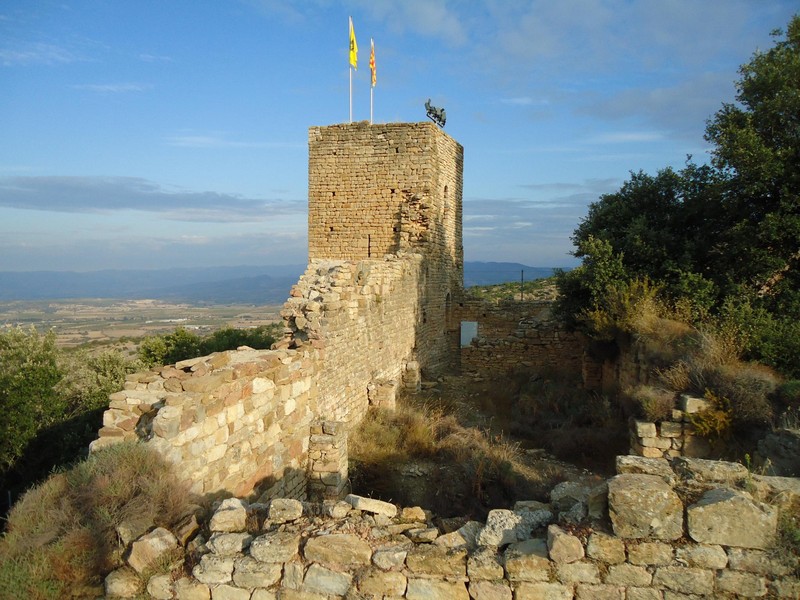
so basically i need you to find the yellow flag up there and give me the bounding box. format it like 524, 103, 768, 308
349, 17, 358, 69
370, 39, 376, 87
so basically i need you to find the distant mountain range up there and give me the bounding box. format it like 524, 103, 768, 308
0, 262, 563, 304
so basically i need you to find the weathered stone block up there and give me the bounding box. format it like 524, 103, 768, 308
344, 493, 398, 517
556, 561, 600, 584
504, 538, 550, 582
674, 544, 727, 569
209, 498, 248, 533
173, 578, 210, 600
210, 584, 250, 600
468, 580, 512, 600
604, 563, 652, 586
146, 573, 173, 600
127, 527, 178, 573
105, 567, 141, 598
478, 509, 523, 546
405, 544, 467, 576
574, 584, 624, 599
267, 497, 303, 523
303, 533, 372, 567
632, 420, 657, 438
192, 555, 234, 585
673, 457, 748, 483
585, 532, 625, 564
358, 568, 407, 597
607, 474, 683, 540
687, 488, 777, 548
406, 578, 469, 600
716, 570, 767, 597
652, 566, 714, 596
467, 546, 504, 580
303, 563, 352, 596
626, 541, 673, 566
231, 556, 282, 588
207, 532, 252, 556
512, 582, 572, 600
249, 531, 301, 563
615, 455, 674, 482
547, 524, 584, 564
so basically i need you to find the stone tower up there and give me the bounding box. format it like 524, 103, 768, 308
307, 121, 464, 375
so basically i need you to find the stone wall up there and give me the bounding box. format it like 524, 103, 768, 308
92, 348, 317, 500
105, 456, 800, 599
454, 297, 585, 378
92, 121, 466, 501
629, 394, 717, 460
307, 121, 464, 376
278, 255, 424, 425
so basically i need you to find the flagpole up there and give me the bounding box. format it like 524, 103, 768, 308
349, 66, 353, 123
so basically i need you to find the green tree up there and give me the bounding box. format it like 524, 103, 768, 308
558, 15, 800, 376
138, 327, 201, 367
553, 235, 628, 331
705, 16, 800, 315
0, 328, 63, 472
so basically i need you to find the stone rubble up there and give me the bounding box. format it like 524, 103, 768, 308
103, 462, 798, 599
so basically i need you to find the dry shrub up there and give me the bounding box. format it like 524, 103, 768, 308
0, 441, 193, 599
627, 385, 676, 422
702, 362, 779, 427
583, 277, 662, 340
655, 360, 692, 392
638, 318, 700, 366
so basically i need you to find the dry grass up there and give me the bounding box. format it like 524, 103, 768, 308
626, 385, 676, 422
348, 395, 569, 517
0, 441, 193, 599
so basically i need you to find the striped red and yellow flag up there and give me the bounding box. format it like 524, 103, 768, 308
370, 39, 376, 87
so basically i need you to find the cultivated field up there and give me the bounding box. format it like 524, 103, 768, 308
0, 299, 283, 348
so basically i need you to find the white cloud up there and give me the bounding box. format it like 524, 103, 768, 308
0, 176, 305, 222
584, 132, 665, 144
0, 42, 77, 66
138, 53, 173, 62
164, 134, 303, 149
354, 0, 467, 45
72, 82, 151, 93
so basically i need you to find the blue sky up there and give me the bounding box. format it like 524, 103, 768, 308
1, 1, 796, 272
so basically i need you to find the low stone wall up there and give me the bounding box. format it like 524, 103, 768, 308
629, 394, 715, 460
92, 347, 317, 500
104, 456, 800, 599
455, 298, 584, 378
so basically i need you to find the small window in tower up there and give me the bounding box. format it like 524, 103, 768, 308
330, 227, 335, 232
460, 321, 478, 347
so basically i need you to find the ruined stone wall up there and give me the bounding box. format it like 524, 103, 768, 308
278, 256, 425, 425
107, 456, 800, 599
308, 121, 463, 375
93, 122, 466, 500
454, 297, 585, 377
92, 348, 317, 500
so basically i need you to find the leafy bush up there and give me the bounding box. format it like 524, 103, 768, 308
582, 277, 662, 341
774, 380, 800, 412
0, 328, 62, 473
138, 324, 281, 368
688, 389, 733, 439
138, 327, 201, 367
0, 329, 139, 518
0, 442, 192, 599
